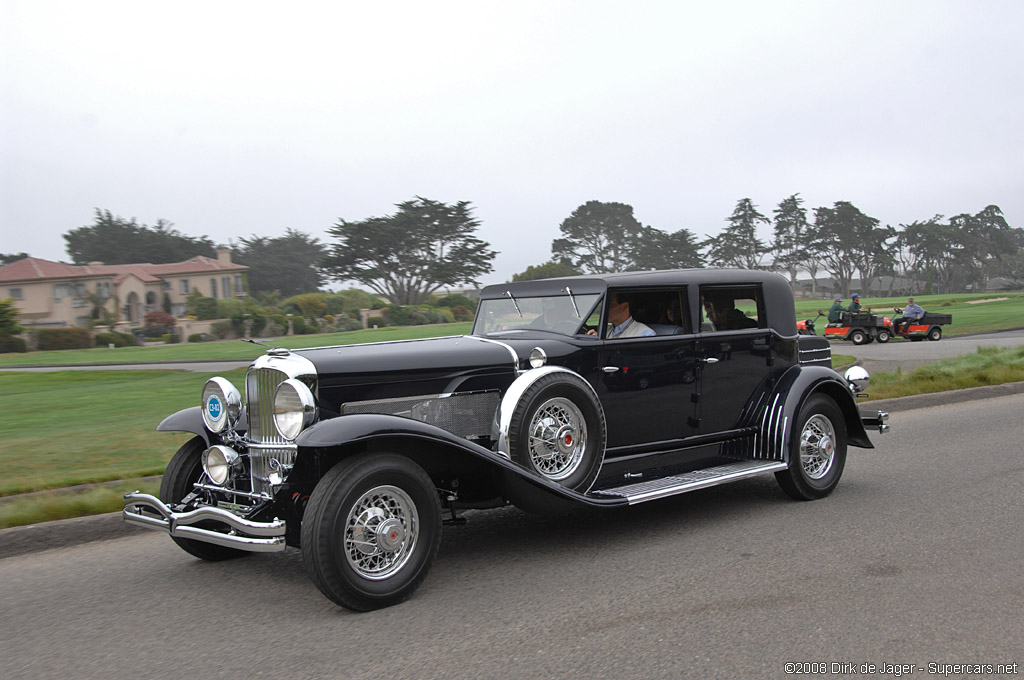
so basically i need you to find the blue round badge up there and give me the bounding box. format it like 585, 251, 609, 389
207, 394, 223, 420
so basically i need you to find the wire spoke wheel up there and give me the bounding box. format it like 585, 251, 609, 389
799, 414, 836, 480
344, 485, 419, 580
527, 397, 587, 480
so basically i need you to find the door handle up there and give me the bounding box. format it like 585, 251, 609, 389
702, 357, 719, 364
601, 366, 620, 373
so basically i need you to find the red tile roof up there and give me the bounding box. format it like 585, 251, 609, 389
0, 256, 247, 284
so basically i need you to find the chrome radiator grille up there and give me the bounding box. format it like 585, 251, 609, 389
245, 366, 297, 496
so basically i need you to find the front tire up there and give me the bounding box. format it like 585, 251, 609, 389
160, 437, 248, 561
302, 453, 442, 611
775, 395, 847, 500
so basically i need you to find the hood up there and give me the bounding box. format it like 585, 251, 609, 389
292, 335, 519, 408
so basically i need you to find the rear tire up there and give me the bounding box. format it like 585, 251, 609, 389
160, 437, 249, 561
775, 395, 847, 500
927, 327, 942, 341
876, 329, 891, 343
849, 330, 867, 345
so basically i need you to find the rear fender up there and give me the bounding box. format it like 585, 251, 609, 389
768, 366, 873, 463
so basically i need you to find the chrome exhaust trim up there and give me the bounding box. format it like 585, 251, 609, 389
123, 492, 286, 552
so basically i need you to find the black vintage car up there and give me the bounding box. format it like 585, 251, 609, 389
124, 269, 889, 610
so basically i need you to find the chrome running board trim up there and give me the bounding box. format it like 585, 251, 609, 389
589, 460, 788, 505
123, 492, 286, 552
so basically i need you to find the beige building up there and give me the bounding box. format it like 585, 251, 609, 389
0, 250, 248, 329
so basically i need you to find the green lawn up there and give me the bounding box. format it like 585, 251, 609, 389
0, 322, 474, 367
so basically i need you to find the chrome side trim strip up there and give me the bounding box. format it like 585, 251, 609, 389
590, 460, 788, 504
122, 492, 286, 552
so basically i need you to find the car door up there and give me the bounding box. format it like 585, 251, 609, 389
592, 288, 701, 451
696, 284, 773, 436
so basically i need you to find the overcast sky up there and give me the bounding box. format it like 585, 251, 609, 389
2, 0, 1022, 286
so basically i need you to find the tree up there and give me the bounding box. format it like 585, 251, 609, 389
552, 201, 644, 273
772, 194, 810, 286
322, 197, 496, 306
809, 201, 881, 298
948, 205, 1017, 292
702, 198, 771, 269
512, 259, 581, 282
1, 253, 29, 265
0, 298, 22, 336
63, 209, 216, 264
233, 228, 325, 297
632, 227, 704, 270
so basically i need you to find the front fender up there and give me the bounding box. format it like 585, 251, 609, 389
294, 413, 625, 508
156, 406, 210, 446
770, 366, 874, 457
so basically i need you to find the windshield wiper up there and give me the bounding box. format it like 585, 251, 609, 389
564, 286, 581, 318
505, 290, 523, 318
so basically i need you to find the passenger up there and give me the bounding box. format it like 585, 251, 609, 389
894, 297, 925, 334
705, 295, 757, 330
827, 297, 846, 323
848, 294, 862, 314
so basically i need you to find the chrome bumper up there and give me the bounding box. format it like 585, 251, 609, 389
122, 492, 287, 552
860, 410, 890, 434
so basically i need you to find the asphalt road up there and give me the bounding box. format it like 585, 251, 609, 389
2, 395, 1021, 679
833, 328, 1024, 373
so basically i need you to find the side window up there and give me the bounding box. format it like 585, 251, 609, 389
700, 285, 763, 331
604, 289, 687, 338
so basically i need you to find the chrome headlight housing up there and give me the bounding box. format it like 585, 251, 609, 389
273, 378, 316, 440
202, 377, 242, 433
202, 445, 239, 485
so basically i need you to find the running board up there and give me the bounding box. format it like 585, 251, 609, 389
588, 460, 788, 505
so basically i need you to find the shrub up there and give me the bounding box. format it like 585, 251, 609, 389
210, 320, 233, 340
187, 333, 205, 343
437, 294, 475, 309
187, 291, 219, 320
367, 316, 386, 328
37, 327, 92, 350
142, 323, 168, 338
291, 316, 318, 335
0, 334, 27, 353
161, 333, 180, 344
451, 305, 474, 322
144, 310, 176, 328
336, 316, 363, 332
94, 332, 137, 348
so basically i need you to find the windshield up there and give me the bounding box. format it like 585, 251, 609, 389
472, 293, 603, 337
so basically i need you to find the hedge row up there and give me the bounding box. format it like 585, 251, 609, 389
37, 327, 92, 351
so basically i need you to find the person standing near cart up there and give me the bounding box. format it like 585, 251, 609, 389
894, 297, 925, 334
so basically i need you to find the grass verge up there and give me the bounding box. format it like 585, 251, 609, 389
863, 345, 1024, 401
0, 478, 161, 530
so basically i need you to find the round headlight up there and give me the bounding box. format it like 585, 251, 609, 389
273, 378, 316, 440
202, 445, 238, 485
202, 377, 242, 433
529, 347, 548, 369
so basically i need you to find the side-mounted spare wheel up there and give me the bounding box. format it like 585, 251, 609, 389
775, 394, 848, 500
160, 436, 249, 561
507, 372, 606, 493
301, 453, 442, 611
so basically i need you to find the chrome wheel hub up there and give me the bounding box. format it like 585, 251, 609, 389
528, 397, 587, 480
345, 485, 419, 580
800, 414, 836, 480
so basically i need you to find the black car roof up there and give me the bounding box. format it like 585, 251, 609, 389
479, 269, 785, 299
